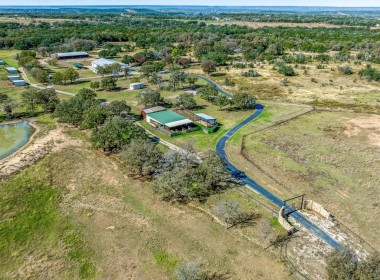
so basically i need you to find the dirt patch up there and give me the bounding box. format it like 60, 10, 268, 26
343, 115, 380, 146
0, 124, 79, 181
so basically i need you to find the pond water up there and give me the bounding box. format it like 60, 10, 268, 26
0, 121, 35, 160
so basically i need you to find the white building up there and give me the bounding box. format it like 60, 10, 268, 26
91, 58, 128, 75
129, 82, 144, 90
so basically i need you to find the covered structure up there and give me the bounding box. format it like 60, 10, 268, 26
73, 62, 84, 68
7, 75, 20, 81
52, 52, 89, 59
141, 106, 166, 119
12, 79, 26, 87
196, 113, 217, 127
91, 58, 128, 74
5, 67, 18, 74
129, 82, 144, 90
146, 110, 194, 131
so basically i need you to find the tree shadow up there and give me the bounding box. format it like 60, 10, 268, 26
192, 104, 207, 110
71, 80, 91, 85
210, 72, 226, 77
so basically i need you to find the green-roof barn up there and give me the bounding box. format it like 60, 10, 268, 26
146, 110, 193, 130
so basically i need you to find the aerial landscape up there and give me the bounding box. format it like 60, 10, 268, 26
0, 1, 379, 279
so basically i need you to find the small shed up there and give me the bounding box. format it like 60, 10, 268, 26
7, 75, 20, 81
196, 113, 217, 126
0, 60, 5, 65
73, 62, 84, 68
129, 82, 144, 90
12, 79, 26, 87
141, 106, 166, 119
5, 67, 18, 74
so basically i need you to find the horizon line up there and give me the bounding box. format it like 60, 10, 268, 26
1, 5, 380, 8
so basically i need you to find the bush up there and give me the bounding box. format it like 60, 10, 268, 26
224, 77, 236, 86
327, 246, 358, 280
242, 70, 260, 77
359, 65, 380, 82
357, 253, 380, 279
275, 61, 296, 76
338, 65, 354, 75
233, 63, 246, 69
175, 262, 205, 280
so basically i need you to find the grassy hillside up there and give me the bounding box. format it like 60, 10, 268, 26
229, 110, 380, 249
0, 127, 291, 279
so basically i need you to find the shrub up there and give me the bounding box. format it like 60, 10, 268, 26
175, 262, 205, 280
338, 65, 354, 75
275, 61, 296, 76
359, 65, 380, 82
327, 247, 358, 280
242, 70, 260, 77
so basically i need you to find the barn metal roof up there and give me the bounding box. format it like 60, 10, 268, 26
55, 51, 88, 58
92, 58, 127, 68
5, 67, 17, 71
166, 119, 193, 128
195, 113, 216, 120
147, 110, 192, 126
143, 106, 166, 114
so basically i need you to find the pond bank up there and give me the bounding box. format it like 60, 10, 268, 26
0, 124, 75, 181
0, 120, 37, 161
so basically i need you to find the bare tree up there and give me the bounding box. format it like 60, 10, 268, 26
211, 200, 259, 228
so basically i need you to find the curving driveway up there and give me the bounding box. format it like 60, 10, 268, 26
199, 75, 341, 249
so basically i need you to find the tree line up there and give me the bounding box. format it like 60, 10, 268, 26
2, 16, 380, 64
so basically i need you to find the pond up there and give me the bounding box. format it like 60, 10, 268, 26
0, 121, 35, 160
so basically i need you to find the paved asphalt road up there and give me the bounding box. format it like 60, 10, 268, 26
200, 75, 342, 249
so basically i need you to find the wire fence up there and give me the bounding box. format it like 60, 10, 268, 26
280, 237, 310, 280
333, 218, 379, 255
234, 186, 278, 216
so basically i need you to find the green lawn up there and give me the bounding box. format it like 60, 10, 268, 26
0, 154, 95, 278
0, 50, 19, 68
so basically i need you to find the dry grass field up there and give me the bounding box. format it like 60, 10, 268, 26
0, 126, 292, 279
204, 61, 380, 113
228, 110, 380, 250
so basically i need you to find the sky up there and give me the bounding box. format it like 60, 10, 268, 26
3, 0, 380, 7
